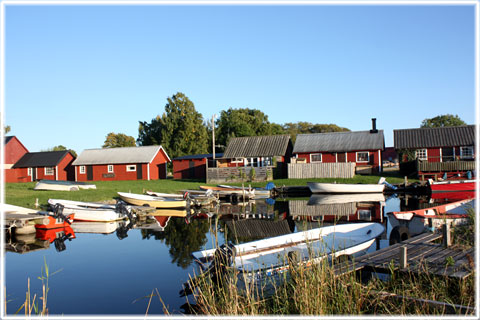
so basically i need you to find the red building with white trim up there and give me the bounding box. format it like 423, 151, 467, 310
4, 136, 29, 183
292, 121, 385, 174
172, 153, 223, 180
72, 145, 170, 181
12, 151, 75, 182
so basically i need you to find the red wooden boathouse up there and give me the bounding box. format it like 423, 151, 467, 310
72, 145, 170, 181
12, 150, 75, 182
4, 136, 29, 183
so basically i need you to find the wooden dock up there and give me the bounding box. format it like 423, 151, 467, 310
335, 232, 475, 280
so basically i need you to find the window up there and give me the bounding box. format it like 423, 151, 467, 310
27, 168, 32, 176
126, 165, 136, 172
264, 157, 273, 166
231, 158, 243, 163
415, 149, 428, 160
460, 146, 474, 159
79, 166, 86, 174
358, 210, 372, 221
310, 153, 322, 163
108, 165, 114, 173
356, 152, 369, 162
44, 167, 54, 175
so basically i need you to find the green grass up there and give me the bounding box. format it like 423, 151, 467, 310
5, 172, 413, 209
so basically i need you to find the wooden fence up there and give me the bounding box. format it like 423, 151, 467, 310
417, 160, 476, 172
288, 163, 356, 179
206, 166, 273, 183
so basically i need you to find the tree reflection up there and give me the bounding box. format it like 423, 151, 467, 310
141, 217, 210, 269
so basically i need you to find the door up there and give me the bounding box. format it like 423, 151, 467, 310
31, 168, 36, 181
137, 164, 143, 180
189, 161, 195, 178
87, 166, 93, 181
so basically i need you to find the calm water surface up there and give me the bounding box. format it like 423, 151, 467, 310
4, 194, 462, 315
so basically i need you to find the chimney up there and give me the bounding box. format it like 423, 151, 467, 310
370, 118, 378, 133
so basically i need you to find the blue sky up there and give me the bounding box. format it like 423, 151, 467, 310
4, 2, 476, 153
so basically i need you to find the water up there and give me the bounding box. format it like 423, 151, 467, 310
4, 193, 469, 315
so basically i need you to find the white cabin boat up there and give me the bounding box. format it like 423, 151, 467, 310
48, 199, 127, 222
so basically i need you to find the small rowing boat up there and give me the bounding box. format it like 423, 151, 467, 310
428, 179, 476, 193
307, 182, 385, 194
117, 192, 187, 208
199, 186, 255, 199
193, 222, 384, 274
217, 184, 273, 197
389, 198, 474, 221
48, 199, 128, 222
34, 179, 96, 191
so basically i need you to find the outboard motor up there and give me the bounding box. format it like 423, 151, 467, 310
51, 204, 71, 224
53, 232, 74, 252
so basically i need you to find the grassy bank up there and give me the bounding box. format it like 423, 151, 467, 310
5, 172, 411, 209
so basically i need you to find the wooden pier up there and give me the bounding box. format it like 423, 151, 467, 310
334, 232, 475, 280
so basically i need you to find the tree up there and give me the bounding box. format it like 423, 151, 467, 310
137, 92, 209, 159
103, 132, 136, 148
282, 122, 350, 144
420, 114, 467, 128
4, 125, 11, 134
42, 145, 77, 158
215, 108, 284, 148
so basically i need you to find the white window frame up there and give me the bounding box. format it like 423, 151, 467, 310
231, 158, 243, 163
79, 166, 86, 174
415, 149, 428, 160
126, 165, 136, 172
460, 146, 474, 159
27, 168, 32, 176
44, 167, 54, 176
356, 151, 369, 163
310, 153, 322, 163
107, 165, 114, 173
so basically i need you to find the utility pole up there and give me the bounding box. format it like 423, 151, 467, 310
212, 114, 216, 160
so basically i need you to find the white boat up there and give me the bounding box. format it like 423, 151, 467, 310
307, 193, 386, 205
34, 180, 96, 191
117, 192, 187, 208
217, 184, 272, 197
48, 199, 127, 222
192, 222, 384, 275
71, 221, 124, 234
145, 191, 185, 199
307, 182, 385, 194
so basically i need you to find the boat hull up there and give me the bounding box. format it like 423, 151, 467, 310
429, 179, 476, 193
307, 182, 385, 194
117, 192, 187, 208
34, 180, 96, 191
390, 198, 474, 221
48, 199, 126, 222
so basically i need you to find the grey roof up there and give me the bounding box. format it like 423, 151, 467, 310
13, 151, 70, 168
394, 125, 475, 149
72, 145, 169, 166
225, 220, 292, 239
293, 130, 384, 153
222, 135, 291, 159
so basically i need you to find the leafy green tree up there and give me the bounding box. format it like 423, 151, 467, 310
282, 122, 350, 144
103, 132, 136, 148
4, 125, 11, 134
42, 145, 77, 158
215, 108, 284, 147
421, 114, 467, 128
138, 92, 209, 159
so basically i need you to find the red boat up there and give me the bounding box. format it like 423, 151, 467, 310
428, 179, 476, 193
430, 190, 475, 202
390, 198, 474, 221
35, 213, 74, 229
36, 226, 76, 243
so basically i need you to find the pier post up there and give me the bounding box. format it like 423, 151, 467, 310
442, 224, 451, 247
35, 198, 39, 208
400, 246, 408, 269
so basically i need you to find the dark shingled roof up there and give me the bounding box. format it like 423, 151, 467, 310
222, 135, 291, 158
173, 153, 224, 161
5, 136, 13, 144
293, 130, 384, 153
13, 151, 70, 168
394, 125, 475, 149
